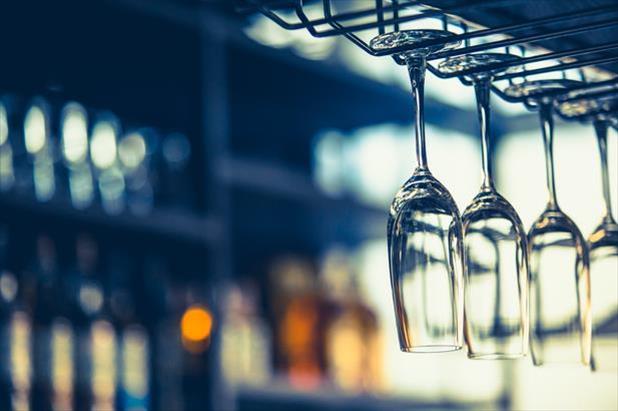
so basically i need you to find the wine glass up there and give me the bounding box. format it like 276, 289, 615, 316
588, 116, 618, 372
370, 30, 464, 352
505, 80, 592, 367
439, 54, 529, 359
554, 94, 617, 371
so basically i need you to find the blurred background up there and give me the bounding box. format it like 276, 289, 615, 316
0, 1, 617, 410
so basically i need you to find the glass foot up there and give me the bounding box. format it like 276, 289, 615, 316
438, 52, 522, 79
370, 29, 460, 58
504, 79, 581, 101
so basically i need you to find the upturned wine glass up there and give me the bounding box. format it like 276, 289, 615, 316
370, 30, 464, 352
505, 80, 591, 367
439, 54, 529, 359
556, 97, 618, 371
588, 116, 617, 372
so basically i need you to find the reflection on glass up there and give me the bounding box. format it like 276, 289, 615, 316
61, 103, 94, 209
91, 118, 125, 214
439, 54, 529, 359
505, 81, 591, 367
370, 29, 464, 353
0, 102, 8, 146
24, 101, 55, 202
589, 119, 618, 372
0, 102, 13, 191
119, 132, 153, 215
24, 103, 48, 156
0, 102, 15, 191
61, 103, 89, 164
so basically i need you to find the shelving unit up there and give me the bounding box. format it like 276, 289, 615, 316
0, 195, 221, 246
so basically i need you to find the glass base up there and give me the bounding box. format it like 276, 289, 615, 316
438, 52, 521, 78
370, 29, 460, 58
504, 79, 581, 103
468, 352, 525, 360
401, 345, 463, 353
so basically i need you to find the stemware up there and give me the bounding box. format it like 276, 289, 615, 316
439, 54, 529, 359
588, 116, 617, 372
371, 30, 464, 352
505, 80, 591, 367
556, 98, 618, 370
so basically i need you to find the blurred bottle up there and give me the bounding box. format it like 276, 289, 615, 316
23, 99, 56, 202
143, 259, 184, 411
320, 248, 382, 393
90, 116, 125, 215
0, 100, 16, 192
0, 225, 33, 411
117, 130, 154, 216
220, 282, 271, 387
60, 102, 94, 210
28, 234, 65, 411
0, 224, 15, 409
269, 257, 324, 389
160, 132, 194, 211
107, 249, 149, 411
66, 233, 117, 411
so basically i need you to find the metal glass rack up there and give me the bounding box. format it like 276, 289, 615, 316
238, 0, 618, 121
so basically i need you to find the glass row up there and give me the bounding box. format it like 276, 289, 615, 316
370, 30, 617, 371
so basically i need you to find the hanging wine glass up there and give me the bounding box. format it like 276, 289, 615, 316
439, 53, 529, 359
556, 95, 618, 370
505, 80, 591, 367
587, 115, 617, 372
370, 30, 464, 352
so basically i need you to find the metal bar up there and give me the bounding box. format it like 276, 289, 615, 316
255, 0, 424, 30
430, 15, 618, 60
294, 4, 320, 36
495, 55, 618, 81
392, 0, 400, 33
376, 0, 385, 35
432, 42, 618, 79
266, 0, 514, 37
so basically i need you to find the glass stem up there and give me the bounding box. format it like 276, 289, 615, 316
539, 102, 559, 211
406, 56, 428, 171
593, 120, 616, 224
474, 77, 495, 191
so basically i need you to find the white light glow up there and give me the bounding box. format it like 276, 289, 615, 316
62, 103, 89, 164
24, 104, 48, 155
90, 121, 118, 169
118, 133, 146, 170
0, 103, 8, 146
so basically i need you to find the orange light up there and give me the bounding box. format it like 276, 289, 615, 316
181, 306, 213, 343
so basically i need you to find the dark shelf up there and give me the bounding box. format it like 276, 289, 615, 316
0, 194, 221, 247
237, 386, 488, 411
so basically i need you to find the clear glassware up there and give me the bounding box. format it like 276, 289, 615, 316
439, 54, 529, 359
505, 80, 592, 367
588, 117, 618, 372
370, 30, 464, 352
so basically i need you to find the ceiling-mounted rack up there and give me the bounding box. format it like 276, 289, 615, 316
238, 0, 618, 118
